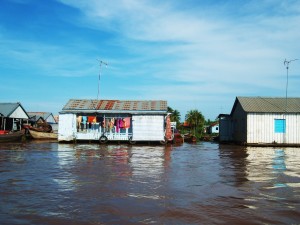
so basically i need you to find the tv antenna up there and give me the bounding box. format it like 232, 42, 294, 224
284, 58, 298, 109
97, 59, 108, 100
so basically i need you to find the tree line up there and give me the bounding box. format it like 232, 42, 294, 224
167, 106, 217, 138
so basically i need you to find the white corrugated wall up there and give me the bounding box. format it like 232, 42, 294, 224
132, 115, 164, 141
247, 113, 300, 144
58, 114, 77, 141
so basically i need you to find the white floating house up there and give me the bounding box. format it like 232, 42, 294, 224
219, 97, 300, 146
58, 99, 168, 143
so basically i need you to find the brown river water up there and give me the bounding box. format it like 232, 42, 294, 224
0, 141, 299, 225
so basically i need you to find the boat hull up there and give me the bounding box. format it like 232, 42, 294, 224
184, 134, 197, 143
0, 130, 25, 143
29, 129, 58, 140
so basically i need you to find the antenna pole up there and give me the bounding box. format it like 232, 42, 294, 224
283, 58, 298, 144
284, 58, 298, 112
97, 60, 108, 100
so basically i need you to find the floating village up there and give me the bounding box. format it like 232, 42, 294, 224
1, 96, 300, 146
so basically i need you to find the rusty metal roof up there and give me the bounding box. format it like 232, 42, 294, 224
233, 97, 300, 113
62, 99, 168, 112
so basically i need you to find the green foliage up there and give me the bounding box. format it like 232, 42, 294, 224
167, 106, 208, 138
185, 109, 205, 138
167, 106, 181, 129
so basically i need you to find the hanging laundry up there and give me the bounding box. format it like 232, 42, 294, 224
116, 118, 120, 133
103, 119, 106, 129
100, 116, 105, 131
119, 118, 124, 128
109, 118, 115, 132
88, 116, 96, 123
82, 116, 87, 123
123, 117, 131, 128
105, 118, 110, 130
82, 116, 88, 130
97, 116, 104, 127
77, 116, 82, 128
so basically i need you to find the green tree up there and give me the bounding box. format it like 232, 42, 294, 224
167, 107, 181, 128
185, 109, 205, 137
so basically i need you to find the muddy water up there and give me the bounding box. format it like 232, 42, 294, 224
0, 141, 299, 224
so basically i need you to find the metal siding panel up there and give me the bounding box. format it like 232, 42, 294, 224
286, 114, 300, 143
58, 114, 77, 141
219, 118, 232, 141
232, 103, 246, 142
132, 115, 164, 141
246, 113, 300, 144
248, 113, 277, 143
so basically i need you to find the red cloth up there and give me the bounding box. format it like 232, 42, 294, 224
88, 116, 96, 123
123, 117, 131, 128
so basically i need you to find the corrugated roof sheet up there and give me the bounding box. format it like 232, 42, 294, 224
0, 102, 29, 119
236, 97, 300, 113
27, 112, 52, 120
0, 103, 21, 117
62, 99, 168, 111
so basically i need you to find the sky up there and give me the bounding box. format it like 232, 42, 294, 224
1, 0, 300, 121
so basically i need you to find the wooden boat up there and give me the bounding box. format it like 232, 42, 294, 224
0, 130, 25, 143
29, 129, 58, 140
173, 133, 184, 144
183, 133, 197, 143
29, 122, 53, 133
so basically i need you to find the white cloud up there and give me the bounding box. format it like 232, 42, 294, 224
3, 0, 300, 119
56, 0, 300, 119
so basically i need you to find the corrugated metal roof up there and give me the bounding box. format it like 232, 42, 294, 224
62, 99, 168, 112
0, 103, 19, 117
0, 102, 29, 119
236, 97, 300, 113
27, 112, 52, 120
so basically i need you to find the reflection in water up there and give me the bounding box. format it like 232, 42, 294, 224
0, 142, 299, 224
246, 147, 300, 188
273, 149, 287, 188
218, 144, 250, 186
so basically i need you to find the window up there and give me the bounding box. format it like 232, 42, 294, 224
274, 119, 286, 133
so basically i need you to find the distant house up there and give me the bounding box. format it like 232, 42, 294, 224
27, 112, 57, 124
219, 97, 300, 146
58, 99, 168, 143
27, 113, 45, 125
0, 102, 29, 131
208, 122, 219, 134
27, 112, 58, 131
53, 115, 59, 123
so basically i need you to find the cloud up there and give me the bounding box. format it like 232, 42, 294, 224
2, 0, 300, 119
56, 0, 300, 119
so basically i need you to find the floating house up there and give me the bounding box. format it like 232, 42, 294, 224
58, 99, 168, 143
219, 97, 300, 146
0, 102, 29, 131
